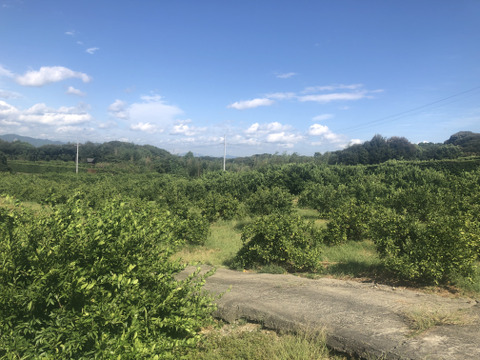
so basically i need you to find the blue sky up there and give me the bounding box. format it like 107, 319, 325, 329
1, 0, 479, 156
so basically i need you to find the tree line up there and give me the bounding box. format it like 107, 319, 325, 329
0, 131, 479, 174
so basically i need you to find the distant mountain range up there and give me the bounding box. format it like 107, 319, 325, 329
0, 134, 65, 147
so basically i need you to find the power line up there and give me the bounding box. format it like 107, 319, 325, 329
338, 86, 480, 133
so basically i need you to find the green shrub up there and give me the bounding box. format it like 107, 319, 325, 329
323, 200, 371, 245
370, 208, 479, 284
233, 213, 322, 272
0, 196, 216, 359
245, 186, 293, 216
201, 192, 240, 222
174, 207, 210, 245
298, 183, 349, 217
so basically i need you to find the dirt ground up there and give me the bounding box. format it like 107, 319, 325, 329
177, 266, 480, 360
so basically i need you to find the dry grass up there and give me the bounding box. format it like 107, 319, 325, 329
402, 306, 476, 337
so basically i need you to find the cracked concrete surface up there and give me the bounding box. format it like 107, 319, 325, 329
177, 266, 480, 360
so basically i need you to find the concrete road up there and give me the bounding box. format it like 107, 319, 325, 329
178, 266, 480, 360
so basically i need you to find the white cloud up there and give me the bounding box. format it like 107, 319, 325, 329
170, 120, 206, 136
0, 100, 92, 129
171, 123, 193, 135
0, 100, 20, 119
302, 84, 364, 93
109, 94, 184, 134
108, 99, 129, 119
308, 123, 330, 136
349, 139, 363, 146
56, 125, 86, 133
0, 119, 20, 126
245, 123, 259, 134
245, 121, 291, 134
140, 94, 163, 102
129, 97, 183, 127
265, 92, 296, 100
276, 72, 296, 79
20, 103, 92, 125
298, 92, 368, 103
266, 132, 303, 145
65, 30, 76, 36
230, 134, 261, 146
312, 114, 334, 122
228, 98, 274, 110
86, 47, 99, 55
130, 122, 158, 132
16, 66, 92, 86
98, 121, 117, 129
0, 65, 14, 78
66, 86, 86, 96
0, 89, 22, 99
308, 123, 343, 143
242, 121, 301, 148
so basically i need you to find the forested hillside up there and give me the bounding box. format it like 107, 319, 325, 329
316, 131, 480, 165
0, 131, 479, 176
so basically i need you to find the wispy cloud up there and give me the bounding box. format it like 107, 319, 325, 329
170, 120, 206, 136
16, 66, 91, 87
242, 121, 302, 148
108, 99, 129, 119
130, 122, 159, 132
276, 72, 297, 79
0, 65, 14, 78
231, 84, 382, 110
65, 30, 76, 36
110, 94, 184, 134
0, 89, 21, 99
265, 92, 296, 100
302, 84, 364, 93
86, 47, 99, 55
312, 114, 334, 122
298, 91, 368, 103
349, 139, 363, 146
66, 86, 86, 97
228, 98, 275, 110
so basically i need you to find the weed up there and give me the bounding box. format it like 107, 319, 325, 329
402, 306, 475, 337
188, 323, 348, 360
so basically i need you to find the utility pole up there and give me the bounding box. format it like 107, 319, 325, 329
76, 142, 79, 174
223, 135, 226, 171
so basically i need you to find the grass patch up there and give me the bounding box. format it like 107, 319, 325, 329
0, 196, 49, 215
187, 321, 349, 360
172, 219, 244, 266
296, 207, 328, 228
257, 264, 287, 274
402, 306, 476, 337
319, 239, 384, 279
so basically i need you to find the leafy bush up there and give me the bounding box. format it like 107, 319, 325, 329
370, 208, 479, 284
323, 200, 371, 245
201, 192, 240, 222
233, 213, 322, 272
174, 206, 210, 245
0, 196, 216, 358
245, 186, 293, 216
298, 183, 349, 217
